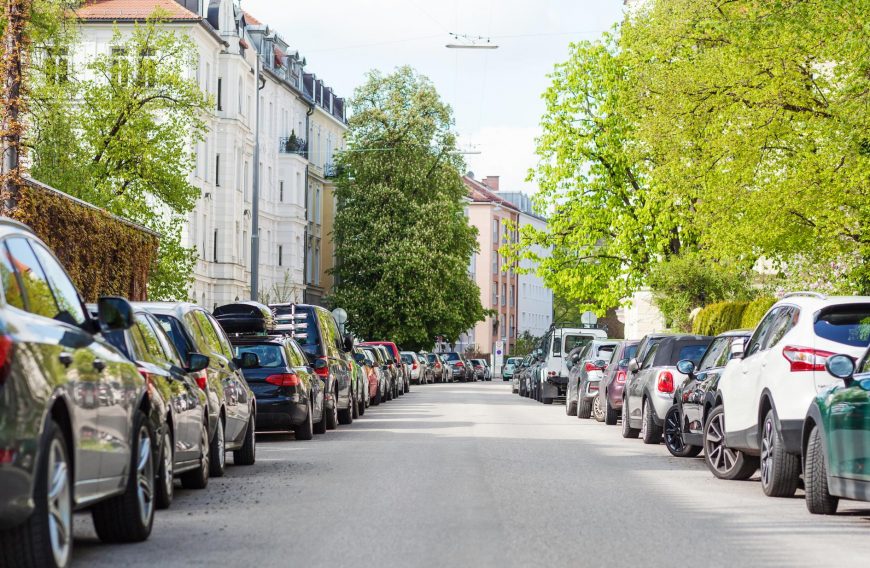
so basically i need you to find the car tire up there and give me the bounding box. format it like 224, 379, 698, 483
805, 424, 838, 515
358, 397, 366, 416
641, 399, 663, 444
566, 400, 578, 416
543, 396, 553, 405
208, 417, 226, 477
577, 398, 592, 419
233, 414, 256, 466
621, 398, 640, 439
593, 395, 605, 422
181, 420, 210, 489
155, 430, 174, 510
314, 404, 327, 435
295, 403, 314, 441
760, 409, 800, 497
352, 390, 360, 419
338, 394, 354, 425
664, 406, 701, 458
325, 397, 339, 430
372, 387, 381, 406
604, 397, 619, 426
0, 419, 73, 568
703, 405, 758, 480
404, 380, 410, 394
92, 410, 155, 543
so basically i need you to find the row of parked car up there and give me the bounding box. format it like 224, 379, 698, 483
0, 218, 446, 568
510, 294, 870, 515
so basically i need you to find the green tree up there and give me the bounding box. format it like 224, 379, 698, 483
28, 13, 210, 299
330, 66, 485, 351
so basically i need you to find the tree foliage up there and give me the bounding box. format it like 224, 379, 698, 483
330, 66, 485, 351
28, 13, 210, 300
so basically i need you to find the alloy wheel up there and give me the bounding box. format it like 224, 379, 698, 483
47, 437, 72, 567
705, 412, 738, 473
201, 422, 210, 475
760, 417, 774, 488
136, 426, 155, 527
592, 395, 603, 420
664, 409, 684, 453
640, 400, 648, 439
161, 432, 173, 502
216, 424, 225, 470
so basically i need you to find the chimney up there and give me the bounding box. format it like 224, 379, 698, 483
483, 176, 499, 191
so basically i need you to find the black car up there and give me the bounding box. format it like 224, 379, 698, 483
100, 308, 212, 508
271, 303, 355, 427
138, 301, 257, 476
0, 219, 155, 567
230, 335, 325, 439
664, 330, 751, 458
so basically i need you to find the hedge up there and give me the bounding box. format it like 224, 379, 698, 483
4, 178, 159, 301
740, 297, 776, 329
692, 301, 748, 336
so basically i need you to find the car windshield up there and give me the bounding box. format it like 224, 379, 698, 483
814, 305, 870, 348
675, 344, 710, 365
234, 344, 286, 368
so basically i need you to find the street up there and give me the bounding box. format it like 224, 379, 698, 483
72, 382, 870, 568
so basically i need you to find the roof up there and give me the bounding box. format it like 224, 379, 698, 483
462, 176, 521, 213
242, 10, 263, 25
76, 0, 200, 21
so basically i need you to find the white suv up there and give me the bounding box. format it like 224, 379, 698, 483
707, 293, 870, 497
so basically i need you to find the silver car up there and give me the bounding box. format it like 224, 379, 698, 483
622, 335, 712, 444
566, 340, 619, 418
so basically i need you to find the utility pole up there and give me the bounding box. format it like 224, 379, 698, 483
250, 35, 268, 301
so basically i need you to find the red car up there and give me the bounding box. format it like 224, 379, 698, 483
598, 340, 639, 425
360, 341, 408, 397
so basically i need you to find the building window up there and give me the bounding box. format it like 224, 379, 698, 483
279, 180, 284, 202
278, 245, 283, 267
213, 229, 218, 262
315, 187, 321, 223
238, 77, 243, 114
492, 283, 498, 306
492, 255, 498, 274
502, 283, 507, 306
215, 154, 220, 186
492, 219, 498, 243
217, 77, 222, 110
510, 284, 515, 306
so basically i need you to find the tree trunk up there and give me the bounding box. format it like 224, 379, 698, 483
1, 0, 31, 214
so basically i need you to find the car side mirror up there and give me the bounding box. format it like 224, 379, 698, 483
730, 338, 745, 360
825, 354, 855, 386
676, 359, 696, 377
235, 352, 259, 369
97, 296, 134, 331
628, 358, 639, 373
186, 352, 210, 374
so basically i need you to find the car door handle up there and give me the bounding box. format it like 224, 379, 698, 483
93, 359, 106, 372
59, 352, 73, 367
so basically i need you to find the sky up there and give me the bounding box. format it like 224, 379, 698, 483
243, 0, 625, 195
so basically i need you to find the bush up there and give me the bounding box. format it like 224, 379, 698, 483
740, 297, 776, 329
692, 301, 748, 336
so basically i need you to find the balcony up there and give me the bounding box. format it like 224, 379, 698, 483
324, 163, 339, 178
279, 136, 307, 156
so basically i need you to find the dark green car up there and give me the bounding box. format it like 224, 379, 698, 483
803, 352, 870, 514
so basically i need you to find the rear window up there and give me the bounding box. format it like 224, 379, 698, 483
814, 305, 870, 348
401, 354, 413, 364
562, 335, 592, 356
427, 354, 438, 363
444, 352, 461, 362
675, 344, 709, 365
234, 344, 286, 368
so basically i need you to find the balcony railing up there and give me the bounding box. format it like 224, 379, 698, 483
324, 163, 339, 178
279, 136, 307, 156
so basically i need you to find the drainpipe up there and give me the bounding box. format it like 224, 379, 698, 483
302, 103, 314, 298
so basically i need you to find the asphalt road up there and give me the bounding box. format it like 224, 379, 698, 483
73, 382, 870, 567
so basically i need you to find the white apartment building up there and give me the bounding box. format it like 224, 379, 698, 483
75, 0, 347, 309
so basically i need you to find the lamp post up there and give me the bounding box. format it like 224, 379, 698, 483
250, 33, 275, 301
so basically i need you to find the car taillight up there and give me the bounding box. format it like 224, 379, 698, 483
657, 371, 674, 393
616, 370, 627, 384
782, 346, 835, 372
0, 335, 12, 385
194, 370, 207, 390
547, 371, 557, 377
0, 448, 15, 463
413, 362, 418, 369
455, 362, 464, 367
265, 373, 300, 387
585, 361, 604, 372
314, 358, 329, 378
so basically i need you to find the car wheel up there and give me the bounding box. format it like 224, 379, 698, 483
621, 398, 639, 439
92, 410, 155, 543
577, 397, 592, 419
208, 417, 226, 477
358, 397, 366, 416
326, 397, 339, 430
566, 399, 578, 416
338, 393, 354, 425
664, 406, 701, 457
703, 405, 758, 480
604, 397, 618, 426
295, 402, 314, 441
404, 380, 410, 394
233, 414, 256, 466
760, 409, 800, 497
181, 420, 210, 489
641, 399, 663, 444
352, 390, 360, 419
314, 403, 327, 435
593, 395, 605, 422
372, 387, 381, 406
155, 430, 174, 510
805, 424, 838, 514
0, 419, 73, 568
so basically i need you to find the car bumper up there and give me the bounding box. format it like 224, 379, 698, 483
253, 399, 309, 430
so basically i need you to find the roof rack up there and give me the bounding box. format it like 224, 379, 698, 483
548, 321, 608, 331
269, 303, 309, 341
782, 291, 828, 300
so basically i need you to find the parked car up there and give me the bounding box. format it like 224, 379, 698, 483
503, 356, 522, 382
470, 358, 487, 381
354, 347, 381, 405
598, 340, 639, 425
142, 301, 257, 476
361, 345, 391, 403
664, 330, 751, 458
803, 352, 870, 514
272, 303, 355, 427
361, 342, 402, 397
535, 324, 608, 404
427, 352, 448, 383
229, 333, 325, 439
99, 307, 213, 508
362, 341, 408, 394
480, 359, 492, 381
402, 351, 425, 385
708, 294, 870, 496
566, 340, 619, 419
623, 334, 712, 444
443, 351, 472, 382
0, 220, 155, 567
517, 354, 537, 397
346, 349, 368, 418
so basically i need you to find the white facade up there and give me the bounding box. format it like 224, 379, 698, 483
517, 212, 553, 337
622, 288, 667, 340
